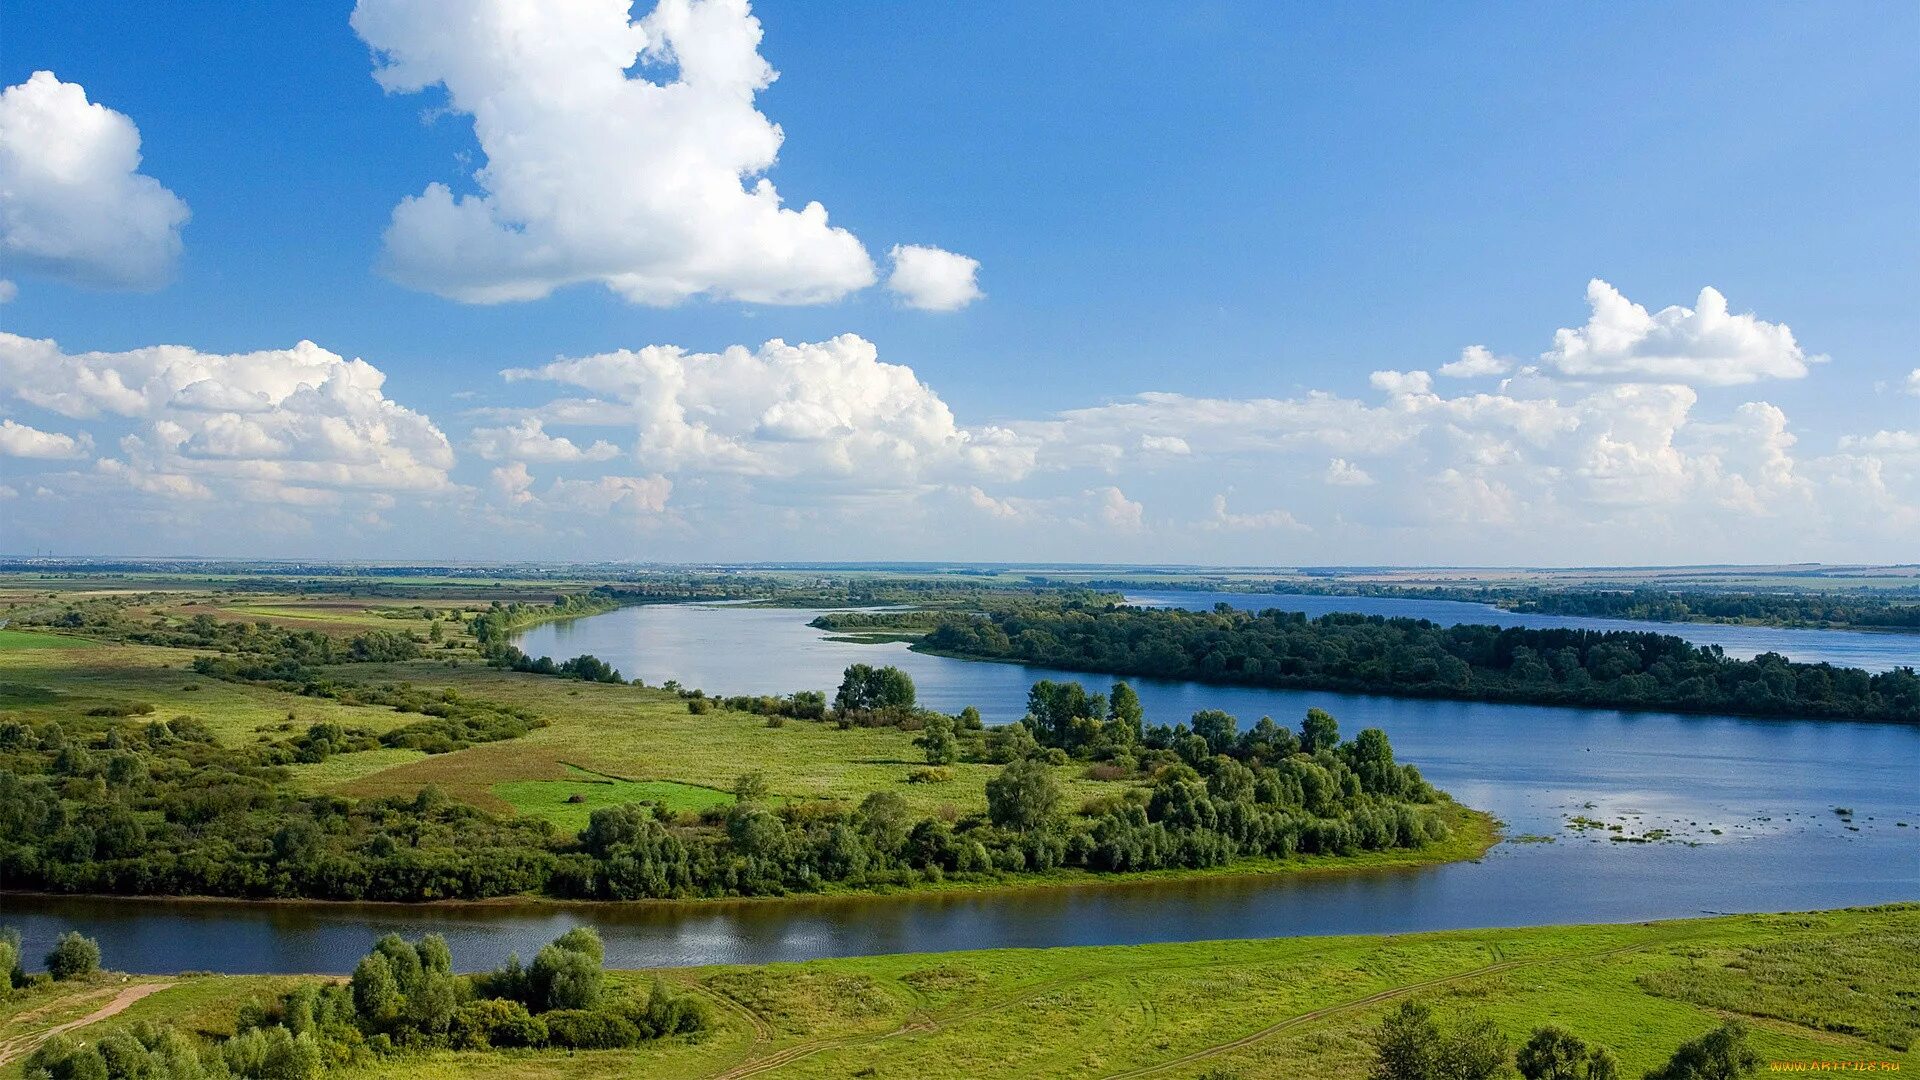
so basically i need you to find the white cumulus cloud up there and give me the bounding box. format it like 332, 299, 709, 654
886, 244, 983, 311
0, 418, 92, 459
1439, 345, 1511, 379
0, 333, 455, 498
351, 0, 882, 306
0, 72, 189, 291
1543, 279, 1818, 386
1325, 458, 1374, 486
500, 333, 1035, 487
468, 417, 619, 463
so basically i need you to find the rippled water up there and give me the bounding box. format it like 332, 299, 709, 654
5, 596, 1915, 975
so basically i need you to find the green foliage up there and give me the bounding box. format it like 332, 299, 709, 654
917, 713, 958, 765
920, 603, 1920, 722
45, 931, 100, 980
1643, 1021, 1762, 1080
1370, 1001, 1509, 1080
833, 664, 917, 716
529, 927, 605, 1010
1518, 1025, 1590, 1080
985, 758, 1063, 830
450, 998, 547, 1050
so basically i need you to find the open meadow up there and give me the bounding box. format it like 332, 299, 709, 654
4, 905, 1913, 1079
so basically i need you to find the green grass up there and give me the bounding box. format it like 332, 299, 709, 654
0, 629, 94, 650
8, 906, 1913, 1080
496, 767, 735, 829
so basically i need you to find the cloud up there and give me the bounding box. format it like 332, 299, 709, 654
501, 333, 1035, 487
886, 244, 983, 311
467, 417, 619, 463
543, 474, 673, 516
0, 72, 189, 291
0, 419, 91, 460
0, 333, 455, 499
1438, 345, 1511, 379
1368, 370, 1434, 397
1906, 369, 1920, 397
1204, 494, 1306, 532
350, 0, 884, 306
0, 280, 16, 304
1542, 279, 1818, 386
1325, 458, 1374, 486
1093, 486, 1144, 531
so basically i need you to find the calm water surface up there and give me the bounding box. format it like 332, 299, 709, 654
5, 595, 1915, 974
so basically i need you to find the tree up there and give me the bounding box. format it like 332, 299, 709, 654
0, 927, 21, 988
1435, 1013, 1508, 1080
1108, 681, 1144, 740
1644, 1023, 1761, 1080
1301, 708, 1340, 754
1371, 1002, 1508, 1080
918, 713, 958, 765
1518, 1026, 1588, 1080
1190, 709, 1238, 755
985, 758, 1062, 830
834, 664, 917, 714
733, 771, 770, 803
1372, 1000, 1440, 1080
530, 929, 605, 1011
350, 952, 403, 1030
857, 791, 913, 854
45, 931, 100, 980
1584, 1047, 1619, 1080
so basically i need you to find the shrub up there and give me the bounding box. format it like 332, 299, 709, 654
451, 998, 548, 1050
45, 932, 101, 980
1644, 1022, 1761, 1080
907, 767, 953, 784
543, 1008, 644, 1049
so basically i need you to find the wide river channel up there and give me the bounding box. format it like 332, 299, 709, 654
5, 592, 1916, 973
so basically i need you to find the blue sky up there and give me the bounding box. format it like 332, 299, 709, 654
2, 1, 1916, 563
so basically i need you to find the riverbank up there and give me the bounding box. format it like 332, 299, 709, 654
0, 801, 1499, 915
6, 904, 1914, 1079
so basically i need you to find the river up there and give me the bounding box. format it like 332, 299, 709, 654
4, 593, 1915, 974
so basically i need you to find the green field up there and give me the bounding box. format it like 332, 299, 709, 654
496, 766, 737, 828
0, 629, 94, 651
4, 906, 1913, 1079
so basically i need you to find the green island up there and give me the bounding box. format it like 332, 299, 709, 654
3, 905, 1914, 1078
0, 580, 1487, 903
808, 601, 1920, 723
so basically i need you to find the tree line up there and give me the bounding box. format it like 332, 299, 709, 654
16, 926, 706, 1079
1369, 1001, 1765, 1080
905, 603, 1920, 723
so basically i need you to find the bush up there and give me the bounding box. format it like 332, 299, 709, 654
1644, 1022, 1761, 1080
907, 767, 953, 784
543, 1009, 644, 1049
451, 998, 548, 1049
45, 932, 100, 980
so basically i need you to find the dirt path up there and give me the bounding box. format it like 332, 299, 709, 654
0, 982, 172, 1067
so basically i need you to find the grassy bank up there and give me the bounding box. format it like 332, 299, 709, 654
5, 905, 1914, 1079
